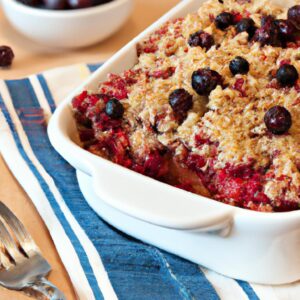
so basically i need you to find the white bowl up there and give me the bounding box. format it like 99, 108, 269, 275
1, 0, 133, 48
48, 0, 300, 284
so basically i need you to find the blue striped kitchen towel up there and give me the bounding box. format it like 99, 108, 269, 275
0, 63, 300, 300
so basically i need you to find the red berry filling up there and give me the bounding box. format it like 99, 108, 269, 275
232, 78, 247, 97
149, 67, 176, 79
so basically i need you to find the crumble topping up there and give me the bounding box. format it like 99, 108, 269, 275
72, 0, 300, 212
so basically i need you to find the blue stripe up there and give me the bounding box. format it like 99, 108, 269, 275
39, 66, 221, 300
1, 81, 104, 300
87, 63, 102, 73
153, 250, 220, 300
236, 280, 260, 300
37, 74, 56, 113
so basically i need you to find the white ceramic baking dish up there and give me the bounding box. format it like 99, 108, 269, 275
48, 0, 300, 284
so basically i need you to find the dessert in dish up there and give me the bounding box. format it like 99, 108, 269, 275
72, 0, 300, 212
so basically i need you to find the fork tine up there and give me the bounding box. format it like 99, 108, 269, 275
0, 249, 13, 269
0, 202, 39, 257
0, 217, 24, 266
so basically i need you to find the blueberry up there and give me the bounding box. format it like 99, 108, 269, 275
274, 19, 297, 44
275, 19, 296, 37
92, 0, 112, 5
67, 0, 92, 8
215, 12, 234, 30
105, 99, 124, 119
229, 56, 250, 75
235, 18, 257, 39
188, 31, 215, 51
18, 0, 41, 6
264, 106, 292, 135
169, 89, 193, 116
288, 5, 300, 29
253, 15, 282, 47
276, 64, 299, 87
0, 46, 14, 67
43, 0, 67, 9
191, 68, 223, 96
261, 15, 275, 26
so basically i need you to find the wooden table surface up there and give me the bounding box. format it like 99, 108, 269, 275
0, 0, 179, 298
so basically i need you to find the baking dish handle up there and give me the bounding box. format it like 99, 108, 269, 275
47, 111, 234, 234
89, 157, 234, 234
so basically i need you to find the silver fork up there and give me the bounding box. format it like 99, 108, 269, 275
0, 201, 66, 300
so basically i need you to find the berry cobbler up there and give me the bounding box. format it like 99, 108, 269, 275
72, 0, 300, 212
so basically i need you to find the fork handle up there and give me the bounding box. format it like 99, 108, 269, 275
22, 277, 66, 300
